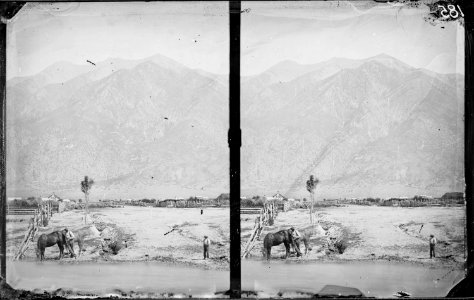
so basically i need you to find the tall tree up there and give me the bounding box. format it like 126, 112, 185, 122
81, 176, 94, 224
306, 175, 319, 224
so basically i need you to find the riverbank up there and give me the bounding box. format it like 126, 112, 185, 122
7, 206, 229, 270
241, 205, 465, 269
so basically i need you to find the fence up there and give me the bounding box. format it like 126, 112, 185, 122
8, 204, 58, 216
13, 203, 54, 260
242, 202, 277, 258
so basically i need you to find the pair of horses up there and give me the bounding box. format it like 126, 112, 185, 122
263, 228, 312, 260
37, 229, 84, 261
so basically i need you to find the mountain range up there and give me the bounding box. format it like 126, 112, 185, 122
6, 53, 464, 199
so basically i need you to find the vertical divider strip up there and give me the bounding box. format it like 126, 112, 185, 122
229, 0, 241, 298
0, 12, 6, 282
465, 1, 474, 285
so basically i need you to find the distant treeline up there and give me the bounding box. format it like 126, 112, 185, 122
100, 196, 230, 208
329, 194, 464, 207
9, 192, 463, 210
240, 192, 464, 209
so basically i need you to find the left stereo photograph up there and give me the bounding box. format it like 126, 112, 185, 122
4, 2, 230, 298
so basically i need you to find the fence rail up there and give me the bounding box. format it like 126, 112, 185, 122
7, 209, 38, 215
7, 206, 58, 215
241, 208, 262, 214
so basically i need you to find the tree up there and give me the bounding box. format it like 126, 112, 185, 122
81, 176, 95, 224
306, 175, 319, 224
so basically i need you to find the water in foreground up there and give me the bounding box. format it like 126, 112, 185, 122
7, 260, 464, 298
7, 261, 229, 297
242, 260, 464, 297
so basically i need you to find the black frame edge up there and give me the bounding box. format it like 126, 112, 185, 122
0, 5, 7, 283
447, 1, 474, 296
229, 0, 241, 298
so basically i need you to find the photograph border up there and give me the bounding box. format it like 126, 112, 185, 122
0, 0, 473, 298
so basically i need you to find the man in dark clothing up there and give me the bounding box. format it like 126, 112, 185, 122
430, 234, 437, 258
203, 235, 210, 259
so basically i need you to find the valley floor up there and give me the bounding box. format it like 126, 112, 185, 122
241, 205, 465, 269
7, 206, 230, 270
7, 205, 465, 271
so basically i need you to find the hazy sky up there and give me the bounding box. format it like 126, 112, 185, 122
7, 2, 229, 79
8, 1, 464, 79
242, 1, 464, 75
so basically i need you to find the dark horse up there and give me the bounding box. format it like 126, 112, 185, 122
36, 229, 68, 261
263, 229, 295, 260
263, 229, 312, 260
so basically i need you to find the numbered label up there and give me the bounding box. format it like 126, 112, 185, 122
437, 4, 464, 19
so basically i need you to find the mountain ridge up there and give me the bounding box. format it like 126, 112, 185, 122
7, 53, 464, 199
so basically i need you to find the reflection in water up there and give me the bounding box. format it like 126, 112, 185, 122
8, 261, 228, 297
242, 260, 464, 298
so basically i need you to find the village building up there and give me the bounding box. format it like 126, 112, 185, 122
272, 192, 287, 201
264, 192, 290, 211
42, 193, 61, 202
158, 198, 186, 208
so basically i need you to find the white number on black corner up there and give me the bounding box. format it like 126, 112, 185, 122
437, 4, 464, 19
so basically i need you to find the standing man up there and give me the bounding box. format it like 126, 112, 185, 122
289, 227, 303, 257
430, 234, 437, 258
203, 235, 210, 259
64, 228, 76, 258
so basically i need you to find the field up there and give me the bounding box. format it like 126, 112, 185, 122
241, 205, 465, 268
7, 206, 229, 270
7, 204, 465, 271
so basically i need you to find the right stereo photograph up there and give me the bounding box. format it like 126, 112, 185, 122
240, 1, 465, 298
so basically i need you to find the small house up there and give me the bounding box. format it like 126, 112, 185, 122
272, 192, 287, 201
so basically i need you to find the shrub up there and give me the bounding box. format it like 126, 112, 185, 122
240, 198, 264, 207
335, 240, 347, 254
381, 200, 393, 206
109, 241, 123, 255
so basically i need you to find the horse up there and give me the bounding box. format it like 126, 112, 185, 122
292, 232, 312, 255
36, 229, 68, 261
263, 228, 312, 260
263, 229, 295, 260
